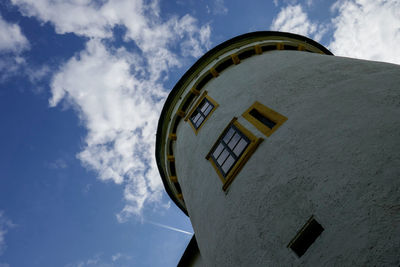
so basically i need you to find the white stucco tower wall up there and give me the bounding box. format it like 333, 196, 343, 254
156, 32, 400, 266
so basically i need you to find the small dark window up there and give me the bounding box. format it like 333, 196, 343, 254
172, 116, 181, 133
249, 108, 276, 129
189, 98, 215, 130
288, 217, 324, 257
210, 125, 250, 177
174, 182, 182, 194
196, 73, 213, 90
238, 49, 256, 60
261, 45, 276, 52
181, 93, 196, 112
169, 162, 176, 176
242, 101, 287, 137
168, 140, 174, 156
215, 58, 234, 73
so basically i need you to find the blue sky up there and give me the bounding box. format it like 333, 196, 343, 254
0, 0, 399, 266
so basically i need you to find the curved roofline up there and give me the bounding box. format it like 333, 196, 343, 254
156, 31, 333, 216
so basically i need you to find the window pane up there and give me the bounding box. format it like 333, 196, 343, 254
213, 143, 224, 159
221, 155, 235, 174
191, 112, 200, 124
228, 133, 240, 149
200, 101, 209, 113
196, 115, 205, 127
217, 149, 229, 165
203, 104, 213, 116
249, 108, 276, 129
233, 138, 248, 156
223, 127, 235, 143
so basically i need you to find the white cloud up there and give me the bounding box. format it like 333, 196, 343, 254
0, 15, 30, 83
329, 0, 400, 64
0, 15, 29, 53
111, 253, 122, 262
11, 0, 211, 59
0, 211, 14, 256
45, 158, 68, 169
26, 0, 212, 220
270, 4, 327, 41
213, 0, 228, 15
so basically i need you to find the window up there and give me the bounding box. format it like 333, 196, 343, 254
185, 91, 218, 134
243, 101, 287, 137
288, 216, 324, 257
206, 118, 263, 190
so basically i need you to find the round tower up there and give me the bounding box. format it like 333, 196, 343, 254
156, 31, 400, 266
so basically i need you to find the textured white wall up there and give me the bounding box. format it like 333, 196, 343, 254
174, 50, 400, 266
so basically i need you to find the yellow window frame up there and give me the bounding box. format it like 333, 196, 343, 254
242, 101, 287, 137
185, 91, 219, 135
206, 118, 263, 191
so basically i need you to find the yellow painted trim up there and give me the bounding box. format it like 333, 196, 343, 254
168, 133, 177, 141
277, 43, 284, 50
242, 101, 287, 137
210, 67, 219, 77
206, 118, 263, 190
190, 87, 200, 96
170, 176, 178, 183
254, 44, 262, 54
231, 53, 240, 65
167, 155, 175, 162
177, 193, 183, 200
298, 44, 305, 51
176, 110, 186, 118
185, 91, 219, 135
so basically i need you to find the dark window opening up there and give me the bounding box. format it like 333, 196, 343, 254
215, 58, 234, 73
190, 98, 214, 130
174, 182, 182, 194
249, 108, 276, 129
169, 162, 176, 176
211, 125, 250, 177
181, 93, 196, 112
168, 140, 174, 156
196, 73, 214, 90
238, 49, 256, 60
172, 116, 181, 133
261, 45, 276, 52
285, 45, 298, 50
288, 217, 324, 257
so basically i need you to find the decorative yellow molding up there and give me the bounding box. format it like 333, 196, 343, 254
168, 133, 177, 141
167, 155, 175, 162
254, 44, 262, 55
209, 67, 219, 77
170, 176, 178, 183
242, 101, 287, 137
277, 43, 284, 50
206, 118, 263, 191
231, 53, 240, 65
190, 87, 200, 96
176, 110, 186, 118
185, 91, 219, 135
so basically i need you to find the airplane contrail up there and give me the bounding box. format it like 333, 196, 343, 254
147, 220, 193, 236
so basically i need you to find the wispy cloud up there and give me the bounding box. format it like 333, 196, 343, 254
270, 4, 327, 41
45, 158, 68, 169
0, 211, 14, 257
11, 0, 211, 221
